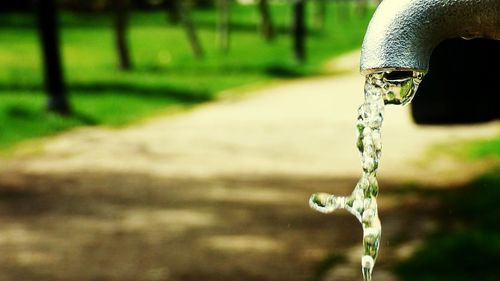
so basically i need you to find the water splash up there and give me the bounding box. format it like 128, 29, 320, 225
309, 70, 424, 281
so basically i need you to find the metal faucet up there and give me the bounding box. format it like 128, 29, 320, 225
360, 0, 500, 75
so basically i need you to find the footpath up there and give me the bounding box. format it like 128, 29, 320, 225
0, 51, 498, 281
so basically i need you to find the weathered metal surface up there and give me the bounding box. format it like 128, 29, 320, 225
360, 0, 500, 74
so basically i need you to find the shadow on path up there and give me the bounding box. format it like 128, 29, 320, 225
0, 172, 362, 281
2, 167, 496, 281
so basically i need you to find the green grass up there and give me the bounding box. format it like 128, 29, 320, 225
401, 129, 500, 281
394, 168, 500, 281
430, 135, 500, 161
0, 2, 373, 149
463, 136, 500, 159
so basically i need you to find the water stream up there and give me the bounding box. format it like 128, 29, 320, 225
309, 70, 424, 281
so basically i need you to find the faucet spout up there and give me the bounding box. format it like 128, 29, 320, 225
360, 0, 500, 75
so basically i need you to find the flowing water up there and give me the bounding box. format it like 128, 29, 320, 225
309, 70, 424, 281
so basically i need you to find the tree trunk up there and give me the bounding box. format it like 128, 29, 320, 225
180, 1, 204, 59
355, 0, 369, 17
313, 0, 326, 30
335, 0, 349, 22
258, 0, 275, 41
217, 0, 231, 52
114, 0, 132, 70
36, 0, 70, 115
165, 0, 181, 24
292, 0, 306, 63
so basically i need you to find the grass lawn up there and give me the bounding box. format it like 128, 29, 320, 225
394, 167, 500, 281
428, 134, 500, 162
457, 136, 500, 159
0, 2, 373, 149
394, 127, 500, 281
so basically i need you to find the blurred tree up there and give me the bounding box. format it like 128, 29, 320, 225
257, 0, 275, 41
59, 0, 110, 12
217, 0, 231, 52
355, 0, 369, 17
163, 0, 204, 59
57, 0, 214, 12
335, 0, 350, 22
114, 0, 133, 70
0, 1, 34, 12
164, 0, 181, 24
163, 0, 204, 58
180, 1, 204, 59
36, 0, 71, 115
292, 0, 306, 63
313, 0, 326, 31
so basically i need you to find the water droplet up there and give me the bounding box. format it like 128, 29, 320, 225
309, 193, 345, 214
309, 70, 425, 281
362, 255, 375, 281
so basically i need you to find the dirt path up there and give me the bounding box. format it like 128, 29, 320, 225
0, 52, 498, 281
7, 52, 499, 182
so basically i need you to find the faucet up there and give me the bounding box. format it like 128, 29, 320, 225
360, 0, 500, 124
360, 0, 500, 75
